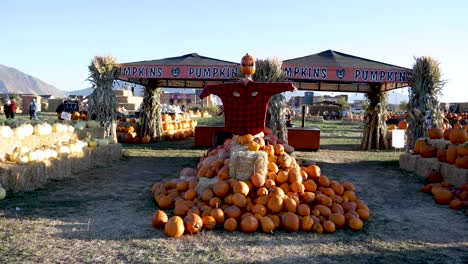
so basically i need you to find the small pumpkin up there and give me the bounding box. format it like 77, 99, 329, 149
437, 149, 448, 163
184, 213, 203, 234
322, 220, 336, 233
224, 218, 238, 232
455, 156, 468, 169
420, 145, 437, 158
151, 210, 168, 229
398, 120, 408, 130
213, 181, 230, 197
281, 212, 300, 232
202, 215, 216, 230
433, 189, 454, 205
426, 170, 443, 183
348, 217, 364, 231
428, 128, 444, 139
141, 135, 151, 144
240, 215, 258, 233
164, 216, 185, 237
240, 53, 256, 76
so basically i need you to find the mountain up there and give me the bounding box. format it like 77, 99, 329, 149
67, 87, 94, 97
0, 64, 67, 97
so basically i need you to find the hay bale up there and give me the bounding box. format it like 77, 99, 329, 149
415, 158, 440, 179
0, 132, 77, 156
404, 154, 421, 172
75, 127, 106, 140
229, 149, 268, 181
0, 143, 122, 192
196, 177, 218, 195
440, 163, 468, 186
427, 139, 450, 150
399, 153, 413, 171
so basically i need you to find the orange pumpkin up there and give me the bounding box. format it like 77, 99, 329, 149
447, 144, 458, 164
398, 120, 408, 130
437, 149, 448, 163
240, 215, 258, 233
457, 143, 468, 156
348, 217, 364, 231
322, 220, 336, 233
420, 145, 437, 158
202, 215, 216, 230
184, 213, 203, 234
428, 128, 444, 139
414, 139, 427, 154
213, 181, 230, 197
433, 189, 454, 205
151, 210, 168, 229
281, 212, 300, 232
240, 53, 256, 76
224, 218, 238, 232
426, 170, 442, 183
449, 128, 467, 144
455, 156, 468, 169
164, 216, 185, 237
233, 181, 249, 196
251, 173, 266, 188
260, 216, 275, 233
443, 129, 453, 140
304, 165, 321, 179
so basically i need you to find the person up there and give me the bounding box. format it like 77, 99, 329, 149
9, 98, 17, 119
3, 99, 11, 119
56, 100, 65, 120
29, 98, 38, 120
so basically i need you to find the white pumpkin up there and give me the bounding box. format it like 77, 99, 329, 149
58, 146, 70, 157
35, 149, 45, 162
122, 149, 130, 157
18, 146, 30, 155
50, 149, 58, 159
0, 186, 6, 200
0, 126, 14, 138
43, 148, 52, 160
8, 151, 20, 162
67, 125, 75, 133
17, 154, 29, 165
27, 150, 38, 162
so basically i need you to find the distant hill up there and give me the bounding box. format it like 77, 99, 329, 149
0, 64, 67, 97
67, 87, 94, 97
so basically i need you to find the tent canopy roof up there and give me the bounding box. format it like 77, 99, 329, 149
122, 52, 238, 66
284, 50, 410, 71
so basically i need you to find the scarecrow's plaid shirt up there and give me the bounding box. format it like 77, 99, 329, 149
199, 81, 295, 136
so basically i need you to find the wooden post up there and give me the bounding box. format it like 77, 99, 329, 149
302, 105, 306, 128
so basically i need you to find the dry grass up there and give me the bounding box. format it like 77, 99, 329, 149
1, 121, 467, 263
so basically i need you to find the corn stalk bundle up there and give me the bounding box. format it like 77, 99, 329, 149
360, 85, 389, 150
252, 57, 288, 141
87, 56, 118, 141
406, 56, 445, 152
140, 86, 163, 140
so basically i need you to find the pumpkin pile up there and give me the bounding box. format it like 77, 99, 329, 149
413, 127, 468, 169
151, 129, 370, 237
162, 113, 196, 141
420, 171, 468, 215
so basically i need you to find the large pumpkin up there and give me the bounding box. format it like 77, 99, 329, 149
281, 212, 300, 232
433, 189, 454, 205
420, 145, 437, 158
240, 53, 255, 76
240, 215, 258, 233
164, 216, 185, 237
446, 145, 458, 164
414, 139, 427, 154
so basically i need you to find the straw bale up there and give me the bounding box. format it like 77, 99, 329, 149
196, 177, 218, 195
229, 150, 268, 181
0, 143, 122, 192
440, 163, 468, 186
399, 153, 412, 171
415, 158, 440, 179
427, 139, 450, 151
403, 154, 421, 172
75, 127, 106, 140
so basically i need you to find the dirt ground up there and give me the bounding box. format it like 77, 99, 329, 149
0, 138, 467, 264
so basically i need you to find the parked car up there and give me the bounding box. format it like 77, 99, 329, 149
351, 108, 364, 114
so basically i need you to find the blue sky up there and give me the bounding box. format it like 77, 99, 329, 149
1, 0, 467, 102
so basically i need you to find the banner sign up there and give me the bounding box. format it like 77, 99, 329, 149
119, 65, 239, 79
61, 112, 72, 121
392, 129, 405, 149
64, 100, 79, 112
282, 65, 409, 83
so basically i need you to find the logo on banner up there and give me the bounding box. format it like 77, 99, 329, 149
171, 67, 180, 77
336, 69, 346, 79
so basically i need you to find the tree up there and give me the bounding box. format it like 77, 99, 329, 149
398, 100, 408, 112
406, 56, 445, 152
252, 57, 288, 141
87, 56, 118, 141
336, 97, 348, 108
